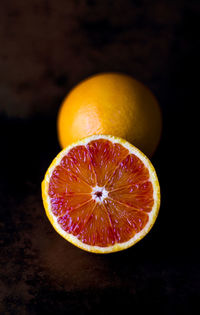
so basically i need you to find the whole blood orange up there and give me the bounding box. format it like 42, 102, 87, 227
42, 135, 160, 253
57, 73, 162, 157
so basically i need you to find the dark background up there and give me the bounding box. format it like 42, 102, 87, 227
0, 0, 199, 314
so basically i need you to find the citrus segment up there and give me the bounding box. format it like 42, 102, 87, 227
57, 200, 95, 236
108, 182, 154, 212
105, 154, 150, 191
42, 135, 160, 253
60, 145, 96, 186
87, 139, 129, 186
50, 194, 92, 217
49, 165, 91, 195
105, 199, 149, 243
78, 202, 115, 247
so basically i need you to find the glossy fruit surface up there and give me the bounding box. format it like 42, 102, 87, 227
57, 73, 162, 156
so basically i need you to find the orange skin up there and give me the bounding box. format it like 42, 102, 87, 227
57, 73, 162, 157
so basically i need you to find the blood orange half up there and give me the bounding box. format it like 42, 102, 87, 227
42, 135, 160, 253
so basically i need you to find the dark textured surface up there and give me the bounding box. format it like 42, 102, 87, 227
0, 0, 199, 314
0, 0, 198, 119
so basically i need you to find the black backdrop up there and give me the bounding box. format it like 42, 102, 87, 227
0, 1, 199, 314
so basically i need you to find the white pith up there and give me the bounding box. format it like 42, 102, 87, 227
91, 185, 108, 202
42, 134, 160, 254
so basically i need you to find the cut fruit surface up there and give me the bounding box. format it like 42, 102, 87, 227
42, 135, 160, 253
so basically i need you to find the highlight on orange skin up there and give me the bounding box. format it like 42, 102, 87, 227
57, 73, 162, 157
